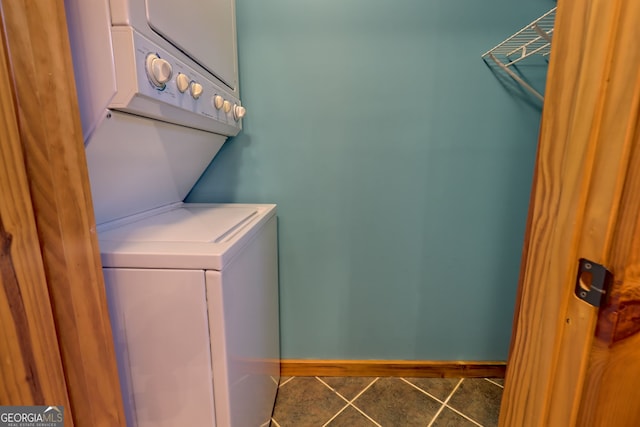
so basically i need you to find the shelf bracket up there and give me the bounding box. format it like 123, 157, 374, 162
486, 53, 544, 102
482, 7, 556, 103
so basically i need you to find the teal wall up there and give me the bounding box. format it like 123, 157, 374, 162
188, 0, 555, 360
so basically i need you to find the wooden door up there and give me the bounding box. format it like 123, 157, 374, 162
0, 1, 126, 425
499, 0, 640, 426
0, 12, 72, 416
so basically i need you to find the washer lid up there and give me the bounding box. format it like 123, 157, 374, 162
99, 205, 258, 243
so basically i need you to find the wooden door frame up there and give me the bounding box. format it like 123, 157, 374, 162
0, 9, 72, 416
0, 1, 125, 425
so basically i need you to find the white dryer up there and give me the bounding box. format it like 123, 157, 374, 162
63, 0, 280, 425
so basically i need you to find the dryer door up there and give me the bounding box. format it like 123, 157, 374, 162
146, 0, 237, 90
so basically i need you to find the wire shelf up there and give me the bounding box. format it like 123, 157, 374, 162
482, 7, 556, 102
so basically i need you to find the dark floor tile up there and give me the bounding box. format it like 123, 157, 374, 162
447, 378, 502, 427
319, 377, 377, 400
352, 377, 441, 427
404, 378, 461, 401
432, 407, 478, 427
325, 406, 378, 427
271, 377, 347, 427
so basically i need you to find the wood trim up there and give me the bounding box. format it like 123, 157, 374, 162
507, 130, 542, 362
281, 360, 506, 378
1, 1, 126, 425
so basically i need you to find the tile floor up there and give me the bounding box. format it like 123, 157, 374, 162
268, 376, 504, 427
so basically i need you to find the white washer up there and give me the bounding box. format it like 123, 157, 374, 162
99, 203, 279, 427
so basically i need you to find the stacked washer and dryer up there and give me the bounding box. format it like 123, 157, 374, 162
64, 0, 279, 426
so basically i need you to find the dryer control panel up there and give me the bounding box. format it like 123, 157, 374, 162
110, 27, 244, 136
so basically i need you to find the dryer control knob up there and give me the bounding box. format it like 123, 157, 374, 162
176, 73, 189, 93
190, 82, 204, 99
223, 100, 232, 113
233, 104, 246, 121
213, 95, 224, 110
145, 54, 172, 88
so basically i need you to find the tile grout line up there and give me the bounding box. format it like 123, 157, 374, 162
443, 404, 484, 427
439, 379, 484, 427
408, 378, 484, 427
317, 376, 382, 427
319, 401, 351, 426
400, 378, 447, 405
345, 378, 383, 427
315, 377, 354, 405
348, 403, 384, 427
485, 378, 504, 389
426, 378, 464, 427
278, 376, 295, 388
271, 376, 295, 427
315, 377, 352, 427
442, 378, 505, 426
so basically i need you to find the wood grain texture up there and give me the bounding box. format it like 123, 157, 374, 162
499, 0, 640, 426
577, 333, 640, 426
576, 70, 640, 427
506, 133, 541, 362
280, 360, 506, 378
1, 1, 125, 425
544, 0, 640, 424
594, 38, 640, 349
0, 25, 71, 413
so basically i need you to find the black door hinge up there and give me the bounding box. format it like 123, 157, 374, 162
575, 258, 613, 307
